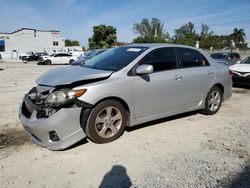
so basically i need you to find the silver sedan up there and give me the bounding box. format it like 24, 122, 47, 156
19, 44, 232, 150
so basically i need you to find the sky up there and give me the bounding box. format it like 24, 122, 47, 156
0, 0, 250, 47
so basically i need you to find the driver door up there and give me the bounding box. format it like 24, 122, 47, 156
133, 47, 182, 118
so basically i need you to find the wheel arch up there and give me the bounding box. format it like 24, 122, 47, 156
95, 96, 130, 114
213, 83, 224, 95
93, 96, 131, 127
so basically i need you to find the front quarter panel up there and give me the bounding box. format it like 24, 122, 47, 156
75, 74, 134, 124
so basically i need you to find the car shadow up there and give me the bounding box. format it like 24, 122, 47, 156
220, 163, 250, 188
126, 111, 198, 132
99, 165, 132, 188
66, 111, 198, 150
61, 138, 89, 151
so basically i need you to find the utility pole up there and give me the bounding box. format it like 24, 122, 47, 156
154, 28, 158, 37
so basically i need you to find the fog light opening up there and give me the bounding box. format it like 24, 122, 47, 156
49, 131, 60, 141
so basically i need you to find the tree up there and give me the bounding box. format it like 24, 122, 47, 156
65, 39, 72, 46
88, 25, 117, 49
133, 18, 169, 43
200, 23, 213, 38
173, 22, 198, 46
199, 23, 215, 49
65, 39, 80, 46
230, 28, 246, 47
72, 40, 80, 46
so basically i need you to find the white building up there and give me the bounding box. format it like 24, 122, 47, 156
0, 28, 66, 56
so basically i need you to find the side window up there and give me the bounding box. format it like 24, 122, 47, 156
226, 54, 234, 60
179, 48, 209, 68
55, 54, 62, 57
234, 53, 240, 58
53, 41, 59, 46
141, 48, 177, 72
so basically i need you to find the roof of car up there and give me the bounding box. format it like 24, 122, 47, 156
211, 52, 240, 55
124, 43, 198, 50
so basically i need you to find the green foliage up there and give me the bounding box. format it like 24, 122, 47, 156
133, 18, 169, 43
199, 35, 231, 49
65, 39, 72, 46
65, 39, 80, 46
88, 25, 117, 49
72, 40, 80, 46
230, 28, 246, 48
173, 22, 198, 46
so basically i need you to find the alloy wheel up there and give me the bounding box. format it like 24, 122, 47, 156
94, 106, 122, 138
208, 90, 221, 112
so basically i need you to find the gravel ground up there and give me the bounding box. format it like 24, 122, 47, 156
0, 62, 249, 188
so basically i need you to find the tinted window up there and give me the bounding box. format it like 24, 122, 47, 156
54, 54, 62, 57
179, 48, 209, 68
83, 47, 148, 71
234, 53, 240, 58
241, 57, 250, 64
211, 53, 227, 59
61, 53, 71, 57
140, 48, 177, 72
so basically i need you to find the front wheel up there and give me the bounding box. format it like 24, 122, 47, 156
45, 60, 52, 65
200, 86, 222, 115
85, 100, 127, 143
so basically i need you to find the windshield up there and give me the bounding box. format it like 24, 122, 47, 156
211, 53, 227, 59
241, 57, 250, 64
83, 46, 148, 71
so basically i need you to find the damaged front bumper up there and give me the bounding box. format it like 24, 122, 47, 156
19, 89, 90, 150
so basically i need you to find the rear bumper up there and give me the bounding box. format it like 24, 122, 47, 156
19, 98, 87, 150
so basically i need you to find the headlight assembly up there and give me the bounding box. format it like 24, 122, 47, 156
45, 89, 87, 107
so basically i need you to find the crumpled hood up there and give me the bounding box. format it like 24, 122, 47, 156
36, 66, 113, 87
230, 64, 250, 72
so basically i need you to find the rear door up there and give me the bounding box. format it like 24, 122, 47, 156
177, 48, 214, 108
54, 53, 63, 64
133, 47, 181, 118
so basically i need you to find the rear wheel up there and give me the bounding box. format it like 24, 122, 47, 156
85, 100, 127, 143
200, 86, 222, 115
69, 59, 75, 64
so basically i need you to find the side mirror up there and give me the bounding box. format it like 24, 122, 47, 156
136, 64, 154, 75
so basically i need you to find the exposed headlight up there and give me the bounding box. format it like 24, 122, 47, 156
45, 89, 87, 107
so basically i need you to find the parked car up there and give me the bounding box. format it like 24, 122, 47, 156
229, 56, 250, 86
19, 44, 232, 150
23, 52, 48, 61
19, 51, 34, 60
210, 52, 241, 66
71, 49, 107, 66
38, 53, 78, 65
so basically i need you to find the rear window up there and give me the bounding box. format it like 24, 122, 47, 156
179, 48, 209, 68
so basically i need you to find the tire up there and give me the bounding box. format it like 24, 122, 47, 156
85, 100, 127, 143
200, 86, 222, 115
45, 60, 52, 65
69, 59, 74, 64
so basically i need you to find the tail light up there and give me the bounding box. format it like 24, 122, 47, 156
229, 69, 233, 76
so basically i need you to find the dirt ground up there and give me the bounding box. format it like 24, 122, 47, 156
0, 62, 249, 188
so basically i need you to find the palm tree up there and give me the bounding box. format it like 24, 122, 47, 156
230, 28, 246, 45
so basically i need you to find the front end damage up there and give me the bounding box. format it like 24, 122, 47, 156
19, 86, 92, 150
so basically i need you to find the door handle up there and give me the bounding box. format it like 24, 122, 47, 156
174, 75, 183, 80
